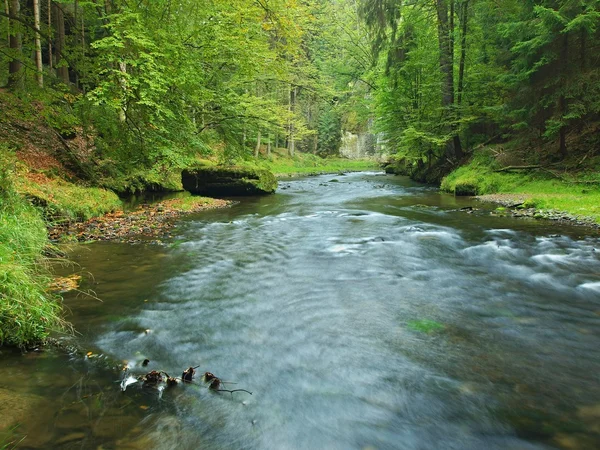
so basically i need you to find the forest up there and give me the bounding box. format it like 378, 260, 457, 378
1, 0, 599, 181
2, 3, 600, 448
1, 0, 600, 345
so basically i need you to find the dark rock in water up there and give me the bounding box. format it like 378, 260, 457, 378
182, 166, 277, 196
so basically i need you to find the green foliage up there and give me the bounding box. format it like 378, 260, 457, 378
257, 151, 378, 176
0, 150, 64, 347
317, 106, 343, 156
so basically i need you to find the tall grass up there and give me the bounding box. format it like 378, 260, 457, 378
0, 150, 65, 347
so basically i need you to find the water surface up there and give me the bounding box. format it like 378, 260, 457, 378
2, 172, 600, 449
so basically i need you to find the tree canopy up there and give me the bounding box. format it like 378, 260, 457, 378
1, 0, 599, 179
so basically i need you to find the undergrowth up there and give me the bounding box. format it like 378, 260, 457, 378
0, 150, 65, 347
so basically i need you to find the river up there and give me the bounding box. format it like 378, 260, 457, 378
2, 172, 600, 449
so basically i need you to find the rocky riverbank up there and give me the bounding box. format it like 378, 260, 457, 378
475, 194, 600, 230
48, 196, 233, 244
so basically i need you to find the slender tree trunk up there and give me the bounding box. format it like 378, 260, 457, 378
288, 85, 296, 157
48, 0, 52, 71
558, 33, 569, 158
118, 61, 127, 122
33, 0, 43, 87
254, 130, 261, 158
267, 135, 271, 157
436, 0, 453, 113
74, 0, 78, 87
449, 0, 455, 105
54, 2, 69, 83
457, 0, 469, 106
4, 0, 8, 46
436, 0, 463, 160
7, 0, 23, 90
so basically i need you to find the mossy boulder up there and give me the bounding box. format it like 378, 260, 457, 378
182, 166, 277, 196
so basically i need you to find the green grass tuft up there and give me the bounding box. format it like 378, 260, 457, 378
0, 149, 66, 347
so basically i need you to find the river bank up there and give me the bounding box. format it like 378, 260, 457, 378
474, 194, 600, 230
48, 196, 233, 244
440, 148, 600, 229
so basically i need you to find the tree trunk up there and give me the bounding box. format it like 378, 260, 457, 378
7, 0, 23, 90
436, 0, 463, 160
436, 0, 453, 115
558, 32, 569, 158
267, 135, 271, 157
580, 28, 586, 71
48, 0, 52, 71
33, 0, 43, 87
4, 0, 9, 46
118, 60, 127, 122
457, 0, 469, 106
74, 0, 78, 87
254, 130, 261, 158
288, 85, 296, 157
53, 2, 69, 83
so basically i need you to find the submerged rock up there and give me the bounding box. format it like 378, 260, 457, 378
182, 166, 277, 196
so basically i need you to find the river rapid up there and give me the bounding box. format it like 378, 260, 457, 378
2, 172, 600, 449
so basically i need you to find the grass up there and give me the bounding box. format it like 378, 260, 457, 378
248, 149, 379, 176
441, 148, 600, 223
0, 151, 65, 347
16, 177, 123, 223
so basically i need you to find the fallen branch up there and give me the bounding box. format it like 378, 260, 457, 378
216, 389, 253, 395
494, 165, 540, 172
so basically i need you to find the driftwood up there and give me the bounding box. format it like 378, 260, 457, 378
120, 362, 252, 396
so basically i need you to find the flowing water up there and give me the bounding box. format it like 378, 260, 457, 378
2, 172, 600, 449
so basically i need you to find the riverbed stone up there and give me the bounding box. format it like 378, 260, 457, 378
0, 387, 44, 429
182, 166, 277, 196
55, 431, 87, 445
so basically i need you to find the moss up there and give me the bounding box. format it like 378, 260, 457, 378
17, 178, 122, 222
407, 319, 445, 334
182, 165, 278, 195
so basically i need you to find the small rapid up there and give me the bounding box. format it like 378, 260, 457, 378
3, 172, 599, 449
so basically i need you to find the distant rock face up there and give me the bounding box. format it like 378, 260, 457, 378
339, 132, 376, 159
182, 166, 277, 196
